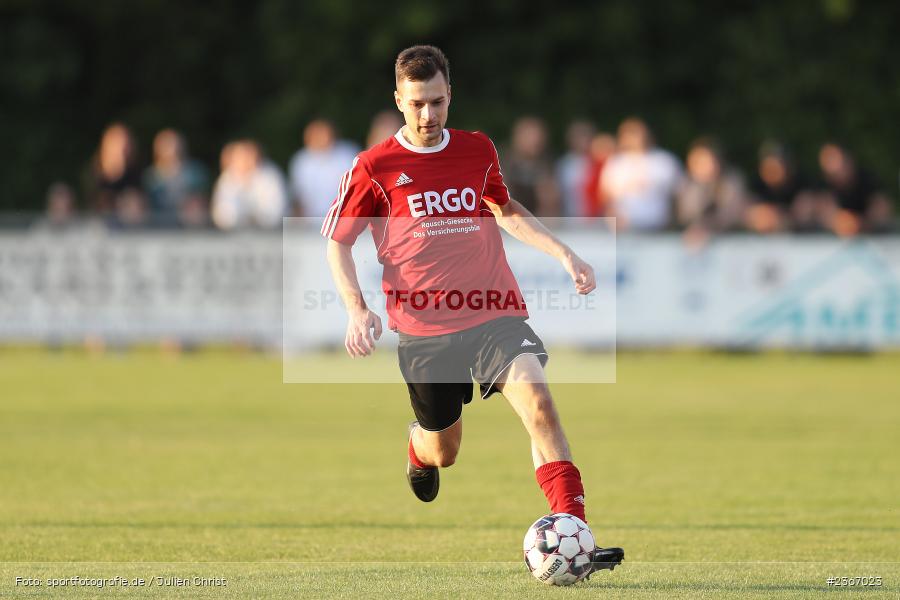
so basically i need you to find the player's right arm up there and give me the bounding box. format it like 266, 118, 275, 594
321, 155, 383, 357
325, 240, 382, 357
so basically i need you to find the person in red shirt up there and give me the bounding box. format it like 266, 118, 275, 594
322, 45, 623, 576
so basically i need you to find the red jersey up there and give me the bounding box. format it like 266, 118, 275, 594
321, 127, 528, 335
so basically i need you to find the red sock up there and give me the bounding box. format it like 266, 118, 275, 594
535, 460, 586, 522
408, 437, 427, 469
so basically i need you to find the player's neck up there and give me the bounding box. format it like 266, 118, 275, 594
401, 125, 443, 148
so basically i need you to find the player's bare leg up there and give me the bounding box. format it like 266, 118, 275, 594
411, 418, 462, 467
530, 440, 545, 467
406, 418, 461, 502
496, 354, 571, 468
496, 353, 623, 575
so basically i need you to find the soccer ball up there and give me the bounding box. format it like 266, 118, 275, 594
523, 513, 594, 585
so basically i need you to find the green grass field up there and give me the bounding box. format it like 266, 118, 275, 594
0, 349, 897, 598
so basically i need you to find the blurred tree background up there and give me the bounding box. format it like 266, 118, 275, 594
1, 0, 898, 211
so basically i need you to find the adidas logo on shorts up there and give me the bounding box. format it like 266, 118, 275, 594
395, 172, 413, 186
521, 338, 537, 347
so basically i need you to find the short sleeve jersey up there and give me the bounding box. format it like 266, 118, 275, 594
321, 128, 528, 335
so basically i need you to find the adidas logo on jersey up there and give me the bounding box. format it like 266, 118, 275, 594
395, 172, 413, 186
521, 338, 537, 347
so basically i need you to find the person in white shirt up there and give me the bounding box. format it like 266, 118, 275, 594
211, 140, 288, 230
601, 117, 681, 231
288, 120, 359, 217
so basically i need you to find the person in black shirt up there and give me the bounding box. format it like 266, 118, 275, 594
501, 116, 560, 217
746, 142, 817, 234
817, 143, 893, 236
84, 123, 144, 216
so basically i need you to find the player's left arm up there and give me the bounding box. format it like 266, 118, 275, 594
487, 199, 595, 295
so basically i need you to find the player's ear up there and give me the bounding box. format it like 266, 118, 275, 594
447, 85, 451, 105
394, 90, 403, 111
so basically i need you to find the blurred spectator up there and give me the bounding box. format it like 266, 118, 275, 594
34, 182, 105, 234
43, 182, 77, 228
601, 118, 681, 231
817, 143, 893, 236
367, 111, 404, 149
676, 138, 747, 238
112, 187, 148, 229
289, 120, 359, 217
555, 120, 595, 217
582, 133, 616, 218
143, 129, 209, 227
746, 142, 813, 234
85, 123, 143, 214
211, 140, 288, 230
502, 116, 560, 216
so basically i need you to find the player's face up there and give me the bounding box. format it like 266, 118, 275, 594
394, 73, 451, 147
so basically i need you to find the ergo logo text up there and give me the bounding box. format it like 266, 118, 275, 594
407, 187, 477, 217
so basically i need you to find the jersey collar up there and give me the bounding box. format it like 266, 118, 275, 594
394, 127, 451, 154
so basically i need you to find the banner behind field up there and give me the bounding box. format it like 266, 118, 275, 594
1, 227, 898, 349
0, 229, 283, 344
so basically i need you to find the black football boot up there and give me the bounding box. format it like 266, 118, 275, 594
584, 546, 624, 579
406, 421, 439, 502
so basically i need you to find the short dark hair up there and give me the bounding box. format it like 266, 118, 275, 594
395, 45, 450, 85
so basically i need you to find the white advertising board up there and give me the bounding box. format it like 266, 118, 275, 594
2, 227, 898, 350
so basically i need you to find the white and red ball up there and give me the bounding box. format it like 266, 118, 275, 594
523, 513, 595, 585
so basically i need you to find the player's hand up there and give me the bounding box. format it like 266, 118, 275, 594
562, 252, 596, 295
345, 308, 383, 357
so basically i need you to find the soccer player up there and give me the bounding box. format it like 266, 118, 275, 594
322, 45, 623, 575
